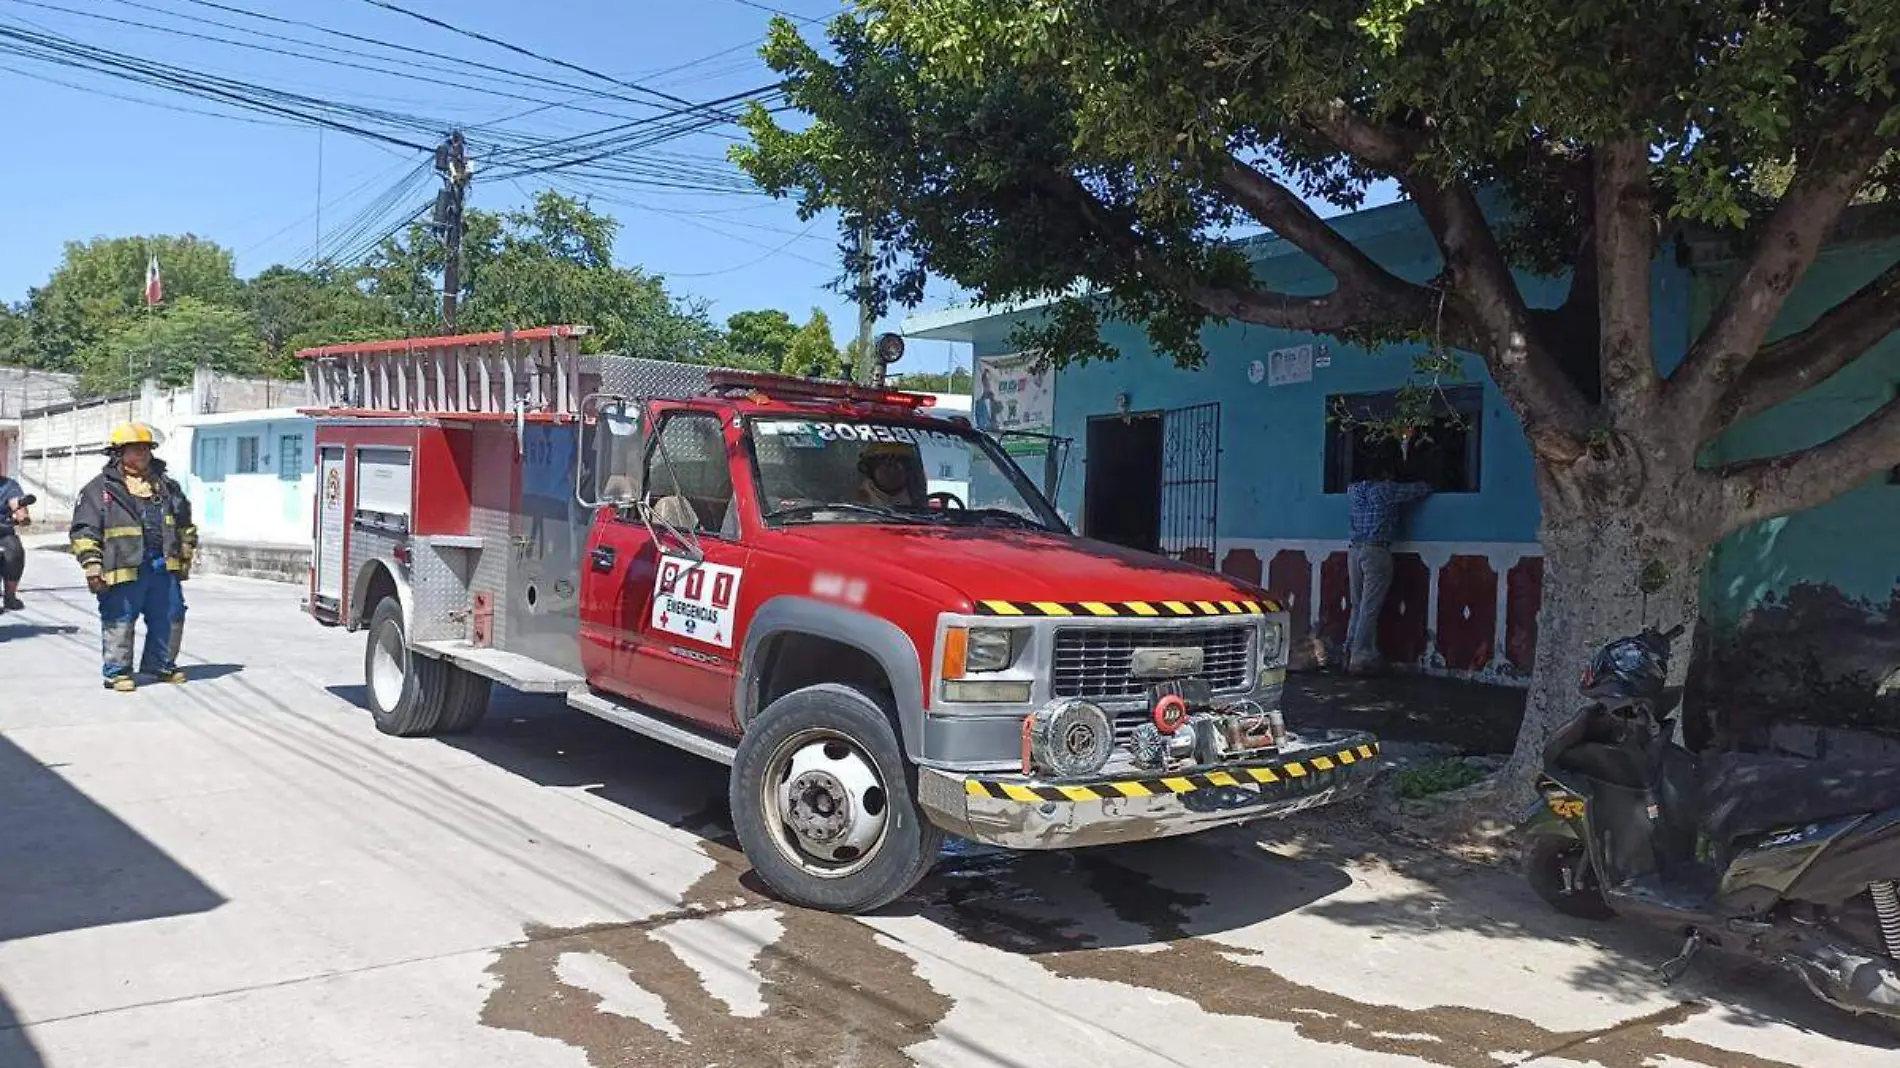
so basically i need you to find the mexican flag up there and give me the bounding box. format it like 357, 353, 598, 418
144, 253, 162, 307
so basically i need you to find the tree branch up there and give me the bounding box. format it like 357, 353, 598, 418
1717, 257, 1900, 427
1213, 153, 1416, 294
1405, 175, 1595, 457
1593, 137, 1659, 416
1713, 392, 1900, 537
1041, 169, 1443, 337
1673, 102, 1890, 431
1298, 99, 1594, 458
1297, 99, 1422, 171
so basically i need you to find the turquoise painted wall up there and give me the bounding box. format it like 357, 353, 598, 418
964, 201, 1696, 549
1702, 239, 1900, 627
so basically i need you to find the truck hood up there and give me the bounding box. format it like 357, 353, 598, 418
766, 524, 1264, 609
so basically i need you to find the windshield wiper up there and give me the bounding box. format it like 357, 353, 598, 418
764, 501, 930, 525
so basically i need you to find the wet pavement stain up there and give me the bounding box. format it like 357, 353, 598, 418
480, 840, 954, 1068
484, 830, 1832, 1068
1041, 938, 1798, 1068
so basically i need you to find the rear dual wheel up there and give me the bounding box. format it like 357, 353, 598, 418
364, 598, 491, 737
730, 684, 943, 914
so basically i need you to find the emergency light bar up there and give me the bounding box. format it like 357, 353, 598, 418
706, 369, 936, 409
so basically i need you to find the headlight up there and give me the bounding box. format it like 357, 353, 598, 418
1259, 618, 1287, 667
965, 627, 1014, 673
1023, 699, 1113, 779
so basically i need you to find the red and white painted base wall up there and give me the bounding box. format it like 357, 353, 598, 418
1206, 539, 1545, 686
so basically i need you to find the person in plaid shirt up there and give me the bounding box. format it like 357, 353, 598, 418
1345, 460, 1432, 675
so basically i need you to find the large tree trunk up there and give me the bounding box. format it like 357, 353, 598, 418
1493, 473, 1707, 808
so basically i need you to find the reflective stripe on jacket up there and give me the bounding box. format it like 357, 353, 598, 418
69, 460, 198, 587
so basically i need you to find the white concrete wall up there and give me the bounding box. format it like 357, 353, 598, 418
12, 373, 305, 525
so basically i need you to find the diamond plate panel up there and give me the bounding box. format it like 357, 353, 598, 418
469, 505, 514, 649
599, 355, 713, 400
410, 539, 476, 642
347, 526, 404, 624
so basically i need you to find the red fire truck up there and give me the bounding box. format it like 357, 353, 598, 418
299, 327, 1381, 913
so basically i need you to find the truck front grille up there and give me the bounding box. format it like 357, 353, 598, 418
1051, 625, 1254, 704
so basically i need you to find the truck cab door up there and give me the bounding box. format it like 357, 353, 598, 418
581, 408, 751, 734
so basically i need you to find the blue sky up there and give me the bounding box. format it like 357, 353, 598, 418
0, 0, 973, 378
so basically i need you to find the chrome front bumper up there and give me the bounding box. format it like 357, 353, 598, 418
916, 731, 1381, 850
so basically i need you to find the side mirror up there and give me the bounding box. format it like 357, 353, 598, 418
577, 394, 644, 508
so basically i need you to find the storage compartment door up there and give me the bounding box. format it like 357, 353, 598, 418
355, 447, 413, 533
315, 446, 347, 609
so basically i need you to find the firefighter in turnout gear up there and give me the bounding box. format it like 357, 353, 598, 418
69, 422, 198, 691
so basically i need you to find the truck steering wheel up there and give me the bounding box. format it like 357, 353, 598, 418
925, 491, 966, 511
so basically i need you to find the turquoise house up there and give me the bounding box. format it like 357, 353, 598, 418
175, 409, 316, 548
904, 202, 1898, 736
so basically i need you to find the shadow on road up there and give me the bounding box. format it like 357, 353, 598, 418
430, 688, 1358, 950
178, 663, 245, 683
0, 733, 227, 1066
0, 622, 80, 642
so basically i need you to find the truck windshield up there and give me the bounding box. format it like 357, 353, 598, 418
749, 417, 1066, 531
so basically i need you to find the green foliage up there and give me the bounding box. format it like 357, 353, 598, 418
26, 235, 242, 375
367, 191, 729, 363
244, 264, 399, 375
0, 304, 30, 368
1392, 758, 1487, 800
734, 2, 1900, 368
1, 189, 821, 392
784, 308, 842, 377
726, 308, 800, 372
890, 366, 974, 393
84, 297, 266, 395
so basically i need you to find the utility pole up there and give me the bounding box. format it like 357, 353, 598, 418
854, 217, 875, 385
433, 131, 470, 331
315, 128, 324, 266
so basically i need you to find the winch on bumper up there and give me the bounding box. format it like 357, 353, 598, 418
915, 731, 1382, 850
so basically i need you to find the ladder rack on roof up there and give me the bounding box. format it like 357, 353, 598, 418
297, 325, 591, 416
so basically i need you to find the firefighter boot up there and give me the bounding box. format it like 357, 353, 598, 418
155, 620, 187, 684
99, 580, 141, 692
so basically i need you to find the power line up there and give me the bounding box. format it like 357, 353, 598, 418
723, 0, 830, 26
0, 21, 444, 149
169, 0, 708, 123
0, 57, 296, 127
4, 0, 666, 127
356, 0, 749, 126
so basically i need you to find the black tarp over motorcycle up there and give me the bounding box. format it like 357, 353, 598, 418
1521, 624, 1900, 1034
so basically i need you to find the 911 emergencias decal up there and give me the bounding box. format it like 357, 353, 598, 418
651, 555, 743, 648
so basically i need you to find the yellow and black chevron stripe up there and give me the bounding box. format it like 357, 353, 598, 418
975, 598, 1282, 619
964, 742, 1379, 803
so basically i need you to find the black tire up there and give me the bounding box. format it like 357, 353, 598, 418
730, 683, 944, 914
436, 668, 493, 734
363, 598, 450, 737
1525, 835, 1616, 920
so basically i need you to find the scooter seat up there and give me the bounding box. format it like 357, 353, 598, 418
1700, 753, 1900, 845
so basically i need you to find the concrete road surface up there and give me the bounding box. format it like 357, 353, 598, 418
1, 559, 1895, 1068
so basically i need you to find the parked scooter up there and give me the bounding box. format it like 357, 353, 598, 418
1521, 623, 1900, 1034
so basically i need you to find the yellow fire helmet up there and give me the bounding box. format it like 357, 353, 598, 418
107, 422, 159, 448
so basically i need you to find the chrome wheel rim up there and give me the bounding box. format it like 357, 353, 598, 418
370, 620, 407, 711
760, 728, 890, 879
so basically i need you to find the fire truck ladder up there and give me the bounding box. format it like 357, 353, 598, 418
298, 325, 591, 416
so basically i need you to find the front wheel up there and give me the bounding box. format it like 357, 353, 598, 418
730, 683, 943, 913
1525, 835, 1616, 920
